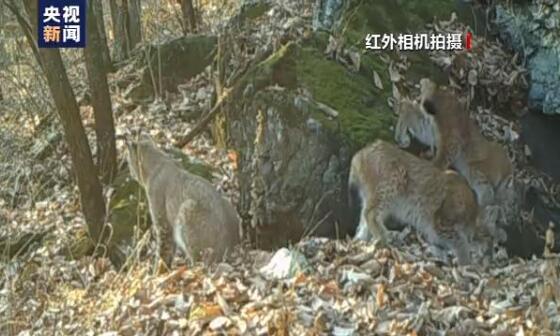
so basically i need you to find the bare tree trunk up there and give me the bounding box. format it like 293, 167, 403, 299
22, 0, 109, 245
127, 0, 142, 50
180, 0, 196, 34
92, 0, 114, 73
108, 0, 142, 62
84, 1, 118, 184
109, 0, 128, 62
4, 0, 44, 72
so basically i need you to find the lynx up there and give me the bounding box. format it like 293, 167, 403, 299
394, 79, 514, 239
349, 140, 494, 265
126, 135, 240, 268
394, 98, 437, 157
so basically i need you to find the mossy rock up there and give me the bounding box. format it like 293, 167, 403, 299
67, 229, 95, 259
126, 35, 217, 101
297, 0, 455, 149
234, 0, 271, 24
297, 34, 394, 150
215, 0, 456, 248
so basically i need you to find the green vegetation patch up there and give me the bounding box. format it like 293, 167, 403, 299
342, 0, 456, 46
297, 35, 394, 149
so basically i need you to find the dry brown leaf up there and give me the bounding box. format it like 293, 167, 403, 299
189, 303, 223, 321
376, 283, 386, 308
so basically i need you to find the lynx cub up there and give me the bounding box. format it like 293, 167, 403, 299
349, 140, 494, 265
126, 135, 240, 267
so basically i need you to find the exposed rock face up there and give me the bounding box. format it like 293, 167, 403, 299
519, 111, 560, 254
528, 49, 560, 115
521, 112, 560, 183
229, 88, 353, 248
313, 0, 344, 31
492, 1, 560, 253
219, 43, 359, 248
495, 3, 560, 115
217, 0, 457, 248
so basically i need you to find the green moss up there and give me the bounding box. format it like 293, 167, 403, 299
405, 52, 447, 85
167, 148, 217, 182
67, 229, 95, 259
253, 42, 298, 91
226, 0, 455, 151
241, 2, 271, 20
297, 40, 393, 149
291, 0, 455, 149
108, 169, 150, 252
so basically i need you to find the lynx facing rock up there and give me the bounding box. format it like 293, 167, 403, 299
394, 79, 514, 241
349, 140, 492, 265
126, 135, 240, 268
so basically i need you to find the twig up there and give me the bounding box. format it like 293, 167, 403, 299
175, 47, 272, 148
175, 87, 233, 148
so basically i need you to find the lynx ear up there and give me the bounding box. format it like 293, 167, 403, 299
422, 97, 437, 116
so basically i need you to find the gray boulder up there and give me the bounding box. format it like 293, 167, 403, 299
495, 4, 560, 115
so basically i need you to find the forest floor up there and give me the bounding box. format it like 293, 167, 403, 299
1, 0, 560, 335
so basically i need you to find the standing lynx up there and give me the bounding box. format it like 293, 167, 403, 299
349, 140, 495, 265
126, 135, 240, 268
420, 79, 513, 208
394, 79, 514, 241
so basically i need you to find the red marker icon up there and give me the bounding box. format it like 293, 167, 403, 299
465, 31, 472, 50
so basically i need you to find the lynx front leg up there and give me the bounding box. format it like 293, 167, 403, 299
148, 200, 174, 272
353, 207, 373, 241
150, 222, 163, 273
159, 222, 176, 269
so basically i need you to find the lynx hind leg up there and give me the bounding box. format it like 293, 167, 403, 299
364, 201, 391, 245
437, 224, 472, 266
173, 201, 200, 265
450, 234, 472, 266
353, 193, 390, 244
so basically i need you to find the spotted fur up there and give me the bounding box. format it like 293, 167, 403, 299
349, 140, 493, 265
